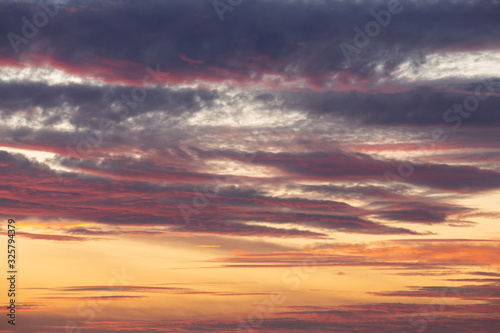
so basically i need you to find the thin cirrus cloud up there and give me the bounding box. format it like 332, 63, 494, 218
212, 240, 500, 270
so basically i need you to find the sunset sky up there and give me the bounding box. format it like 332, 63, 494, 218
1, 0, 500, 332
